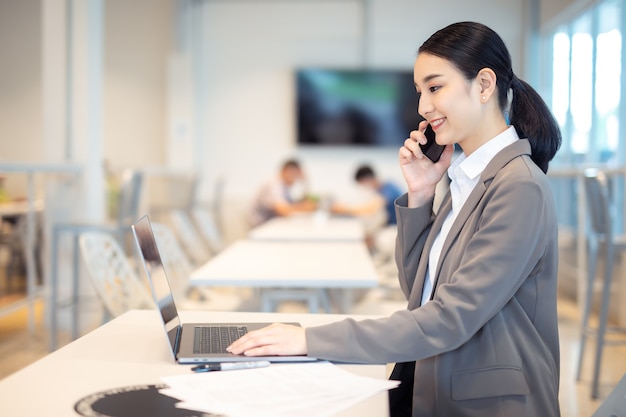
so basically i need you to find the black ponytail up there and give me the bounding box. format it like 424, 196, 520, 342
419, 22, 561, 173
508, 76, 561, 173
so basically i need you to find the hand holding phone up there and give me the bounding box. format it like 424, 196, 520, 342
419, 124, 446, 163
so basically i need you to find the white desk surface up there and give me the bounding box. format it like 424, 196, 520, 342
248, 214, 365, 241
0, 310, 389, 417
0, 199, 44, 216
190, 239, 379, 288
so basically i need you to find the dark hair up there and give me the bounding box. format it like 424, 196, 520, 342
418, 22, 561, 173
281, 159, 301, 171
355, 165, 375, 182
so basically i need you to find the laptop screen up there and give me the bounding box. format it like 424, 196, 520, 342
131, 215, 181, 357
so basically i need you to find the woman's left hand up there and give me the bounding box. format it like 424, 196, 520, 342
227, 323, 307, 357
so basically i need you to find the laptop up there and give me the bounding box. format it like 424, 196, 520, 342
131, 214, 317, 364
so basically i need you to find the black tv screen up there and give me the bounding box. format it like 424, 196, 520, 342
296, 68, 422, 147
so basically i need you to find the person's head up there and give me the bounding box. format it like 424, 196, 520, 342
280, 159, 304, 186
354, 165, 379, 189
415, 21, 561, 173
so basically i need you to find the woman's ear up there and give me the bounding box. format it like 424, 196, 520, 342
477, 68, 497, 102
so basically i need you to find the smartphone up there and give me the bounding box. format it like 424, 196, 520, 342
419, 124, 445, 163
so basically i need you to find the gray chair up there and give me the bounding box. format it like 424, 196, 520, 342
191, 206, 225, 255
590, 372, 626, 417
78, 231, 153, 318
48, 169, 144, 350
0, 216, 25, 293
150, 221, 243, 311
576, 168, 626, 399
166, 209, 213, 267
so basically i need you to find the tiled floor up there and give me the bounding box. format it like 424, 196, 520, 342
1, 285, 625, 416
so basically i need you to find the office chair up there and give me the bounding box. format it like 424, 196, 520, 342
149, 222, 243, 311
190, 206, 225, 255
49, 169, 144, 350
590, 372, 626, 417
166, 209, 213, 266
0, 216, 25, 294
575, 168, 626, 399
79, 231, 153, 319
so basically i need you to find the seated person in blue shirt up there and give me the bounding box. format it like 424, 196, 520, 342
331, 164, 403, 250
356, 165, 403, 225
332, 164, 403, 225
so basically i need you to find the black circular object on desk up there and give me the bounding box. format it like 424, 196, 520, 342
74, 383, 219, 417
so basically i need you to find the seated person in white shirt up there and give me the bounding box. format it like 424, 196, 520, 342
248, 159, 318, 227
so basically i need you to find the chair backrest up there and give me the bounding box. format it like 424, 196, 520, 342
191, 206, 225, 254
150, 222, 194, 301
116, 169, 144, 227
150, 221, 243, 311
211, 176, 226, 236
79, 231, 154, 317
583, 169, 612, 238
167, 209, 212, 266
145, 172, 198, 215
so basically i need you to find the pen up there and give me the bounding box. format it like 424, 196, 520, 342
191, 360, 271, 373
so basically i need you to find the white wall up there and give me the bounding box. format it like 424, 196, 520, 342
188, 0, 526, 238
0, 0, 171, 198
1, 0, 578, 235
540, 0, 598, 30
103, 0, 172, 170
0, 0, 43, 197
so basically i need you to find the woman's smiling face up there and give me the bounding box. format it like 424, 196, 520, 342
413, 52, 484, 151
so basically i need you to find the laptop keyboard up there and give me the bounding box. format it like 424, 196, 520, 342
193, 326, 248, 354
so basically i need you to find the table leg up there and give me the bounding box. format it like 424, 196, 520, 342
49, 227, 60, 351
71, 233, 80, 340
576, 175, 587, 306
261, 289, 272, 312
24, 173, 37, 334
339, 289, 354, 314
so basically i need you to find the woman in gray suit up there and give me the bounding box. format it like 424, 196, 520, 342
229, 21, 562, 417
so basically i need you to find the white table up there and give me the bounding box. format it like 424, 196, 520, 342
190, 240, 379, 312
0, 200, 44, 306
248, 214, 365, 241
0, 310, 390, 417
0, 199, 44, 217
0, 163, 81, 331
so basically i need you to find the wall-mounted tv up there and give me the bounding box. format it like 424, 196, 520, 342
296, 68, 422, 147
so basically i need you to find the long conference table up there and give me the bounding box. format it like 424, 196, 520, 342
247, 215, 365, 241
0, 310, 390, 417
190, 215, 379, 313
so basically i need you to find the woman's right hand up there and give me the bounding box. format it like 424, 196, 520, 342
227, 323, 307, 357
399, 122, 454, 207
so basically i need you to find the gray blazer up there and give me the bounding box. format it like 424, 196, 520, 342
306, 139, 560, 417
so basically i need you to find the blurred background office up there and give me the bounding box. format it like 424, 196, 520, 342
1, 0, 626, 415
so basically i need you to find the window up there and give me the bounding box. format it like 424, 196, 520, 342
545, 0, 624, 234
595, 0, 622, 164
570, 15, 594, 158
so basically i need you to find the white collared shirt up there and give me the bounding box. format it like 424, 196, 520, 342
420, 126, 520, 305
